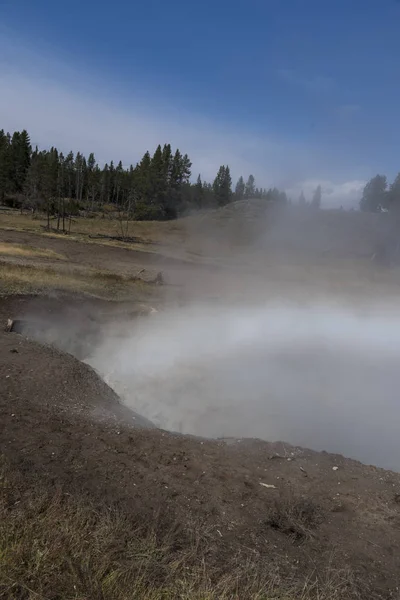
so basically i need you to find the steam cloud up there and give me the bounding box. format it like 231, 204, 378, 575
88, 301, 400, 471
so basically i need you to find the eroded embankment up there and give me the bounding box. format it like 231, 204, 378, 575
5, 293, 400, 472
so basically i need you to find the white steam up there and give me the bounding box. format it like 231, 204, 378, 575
88, 302, 400, 471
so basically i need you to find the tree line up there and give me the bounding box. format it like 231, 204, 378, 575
360, 173, 400, 213
0, 128, 293, 226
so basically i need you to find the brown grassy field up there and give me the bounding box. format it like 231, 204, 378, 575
0, 209, 186, 247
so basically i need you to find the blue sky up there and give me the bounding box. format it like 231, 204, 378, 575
1, 0, 400, 206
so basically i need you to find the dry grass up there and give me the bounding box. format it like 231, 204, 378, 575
0, 212, 207, 265
0, 211, 185, 245
0, 458, 360, 600
0, 261, 156, 302
267, 493, 322, 541
0, 242, 65, 261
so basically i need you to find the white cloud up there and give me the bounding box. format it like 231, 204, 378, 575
0, 33, 363, 207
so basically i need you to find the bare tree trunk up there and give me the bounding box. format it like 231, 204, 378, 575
47, 198, 50, 230
57, 198, 61, 231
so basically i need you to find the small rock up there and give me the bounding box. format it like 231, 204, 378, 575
333, 466, 339, 471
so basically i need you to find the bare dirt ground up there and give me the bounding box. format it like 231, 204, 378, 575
2, 209, 400, 598
2, 300, 400, 599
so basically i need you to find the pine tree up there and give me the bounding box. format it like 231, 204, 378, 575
63, 152, 75, 199
108, 161, 116, 203
194, 174, 204, 208
213, 166, 225, 200
41, 147, 59, 228
75, 152, 85, 203
244, 175, 255, 198
86, 152, 97, 207
161, 144, 173, 187
235, 176, 245, 200
135, 151, 152, 204
360, 175, 387, 212
101, 164, 110, 204
213, 165, 232, 206
170, 150, 191, 188
167, 149, 192, 217
388, 173, 400, 210
56, 152, 65, 230
114, 160, 124, 205
202, 181, 215, 208
24, 147, 40, 210
8, 129, 31, 194
150, 145, 167, 211
311, 185, 322, 209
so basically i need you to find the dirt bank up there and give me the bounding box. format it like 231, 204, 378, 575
1, 293, 400, 598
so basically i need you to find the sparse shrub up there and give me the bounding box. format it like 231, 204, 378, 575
267, 494, 322, 541
134, 201, 166, 221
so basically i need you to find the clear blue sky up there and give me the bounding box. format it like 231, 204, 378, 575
1, 0, 400, 206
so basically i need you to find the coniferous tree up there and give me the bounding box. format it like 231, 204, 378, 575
167, 149, 192, 217
388, 173, 400, 210
24, 147, 41, 211
213, 166, 225, 202
235, 176, 245, 200
64, 152, 75, 199
86, 153, 96, 205
360, 175, 387, 212
150, 145, 167, 211
74, 152, 86, 203
135, 151, 152, 203
114, 160, 124, 205
8, 129, 31, 194
162, 144, 173, 187
1, 126, 299, 221
193, 174, 204, 208
213, 165, 232, 206
245, 174, 256, 198
311, 184, 322, 209
100, 164, 110, 205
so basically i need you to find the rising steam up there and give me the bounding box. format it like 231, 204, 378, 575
88, 301, 400, 471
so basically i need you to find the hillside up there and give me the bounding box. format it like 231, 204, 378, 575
184, 202, 396, 261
